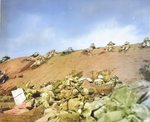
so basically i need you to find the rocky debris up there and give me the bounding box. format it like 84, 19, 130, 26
0, 84, 17, 96
141, 37, 150, 48
0, 70, 9, 83
60, 111, 80, 122
26, 50, 57, 68
93, 70, 122, 86
30, 71, 114, 121
3, 101, 33, 115
78, 77, 93, 83
0, 102, 15, 113
119, 41, 130, 52
0, 105, 44, 122
83, 80, 150, 122
40, 82, 51, 89
17, 73, 23, 78
0, 95, 13, 102
13, 69, 112, 121
35, 103, 60, 122
104, 41, 115, 52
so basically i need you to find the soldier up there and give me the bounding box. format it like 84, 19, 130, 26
119, 41, 130, 51
141, 37, 150, 48
0, 70, 9, 83
105, 41, 115, 52
90, 43, 96, 49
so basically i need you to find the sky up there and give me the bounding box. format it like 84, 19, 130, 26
0, 0, 150, 59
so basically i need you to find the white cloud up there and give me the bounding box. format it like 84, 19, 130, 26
7, 20, 148, 58
66, 21, 145, 50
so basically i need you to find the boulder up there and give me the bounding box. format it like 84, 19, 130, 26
60, 111, 80, 122
3, 101, 33, 115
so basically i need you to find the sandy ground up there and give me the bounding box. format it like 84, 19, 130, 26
0, 43, 150, 121
0, 43, 148, 89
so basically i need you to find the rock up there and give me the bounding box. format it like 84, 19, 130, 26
18, 73, 23, 78
98, 75, 103, 79
1, 105, 44, 122
1, 85, 17, 96
61, 90, 71, 98
35, 116, 48, 122
68, 99, 81, 112
26, 101, 33, 109
83, 88, 89, 95
3, 102, 33, 115
82, 103, 92, 117
94, 79, 104, 85
91, 99, 106, 110
62, 101, 68, 111
60, 111, 80, 122
72, 89, 79, 95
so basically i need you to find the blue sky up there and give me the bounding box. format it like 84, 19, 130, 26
0, 0, 150, 59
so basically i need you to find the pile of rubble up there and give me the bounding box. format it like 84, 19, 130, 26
1, 69, 150, 122
23, 70, 121, 122
26, 50, 57, 68
84, 80, 150, 122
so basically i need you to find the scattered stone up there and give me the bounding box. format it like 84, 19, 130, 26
18, 73, 23, 78
3, 101, 33, 115
0, 85, 17, 96
1, 105, 44, 122
60, 111, 80, 122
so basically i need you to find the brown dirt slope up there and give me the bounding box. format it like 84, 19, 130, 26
0, 43, 150, 89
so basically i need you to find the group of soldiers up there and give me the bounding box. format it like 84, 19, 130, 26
26, 37, 150, 68
104, 41, 131, 52
91, 37, 150, 52
26, 50, 57, 68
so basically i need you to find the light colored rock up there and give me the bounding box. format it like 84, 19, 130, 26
94, 79, 104, 85
83, 88, 89, 95
68, 99, 81, 112
60, 111, 80, 122
82, 103, 92, 117
98, 75, 103, 79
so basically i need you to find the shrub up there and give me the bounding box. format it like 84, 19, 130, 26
0, 56, 10, 63
60, 47, 74, 56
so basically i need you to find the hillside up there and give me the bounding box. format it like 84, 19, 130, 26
0, 43, 150, 89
